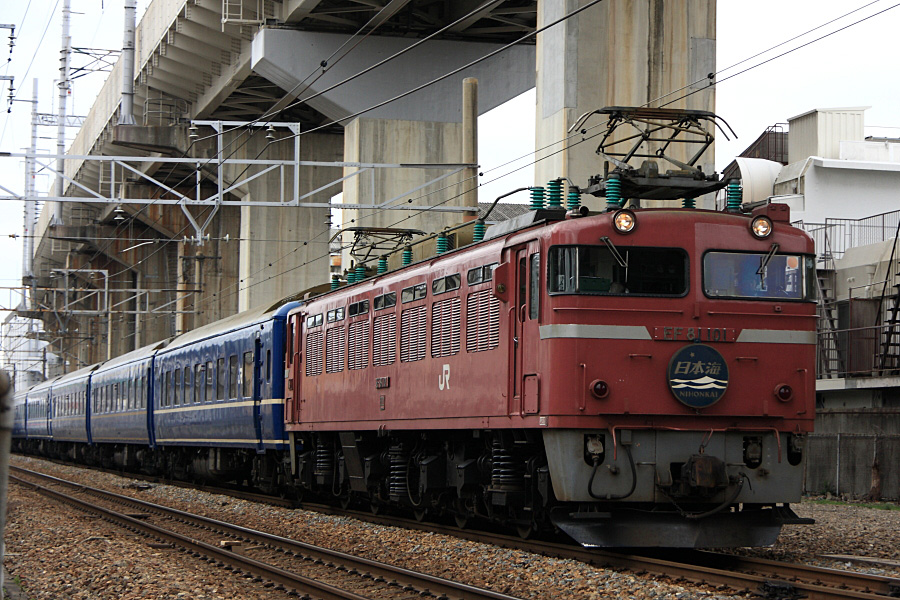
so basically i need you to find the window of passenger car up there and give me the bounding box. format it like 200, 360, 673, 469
194, 364, 205, 403
174, 368, 182, 405
216, 358, 226, 400
206, 360, 214, 401
229, 355, 238, 399
548, 245, 687, 296
242, 352, 253, 397
703, 251, 816, 301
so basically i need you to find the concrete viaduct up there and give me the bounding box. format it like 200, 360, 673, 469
28, 0, 715, 370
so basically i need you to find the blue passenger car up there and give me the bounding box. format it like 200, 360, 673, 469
90, 340, 167, 449
50, 365, 95, 445
153, 300, 299, 453
12, 389, 28, 447
24, 378, 56, 447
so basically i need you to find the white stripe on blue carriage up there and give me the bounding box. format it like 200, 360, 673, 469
154, 398, 284, 415
154, 438, 288, 445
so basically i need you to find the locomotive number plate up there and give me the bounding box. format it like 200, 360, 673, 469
653, 327, 735, 343
375, 377, 390, 389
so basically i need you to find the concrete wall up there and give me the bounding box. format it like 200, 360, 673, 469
236, 131, 344, 310
806, 409, 900, 500
340, 118, 469, 274
535, 0, 716, 209
776, 159, 900, 225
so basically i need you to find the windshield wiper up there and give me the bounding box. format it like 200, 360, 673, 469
599, 236, 628, 268
757, 243, 780, 276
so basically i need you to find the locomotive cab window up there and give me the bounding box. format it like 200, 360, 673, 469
704, 251, 816, 301
548, 245, 687, 296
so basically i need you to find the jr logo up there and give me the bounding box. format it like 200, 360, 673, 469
438, 364, 450, 390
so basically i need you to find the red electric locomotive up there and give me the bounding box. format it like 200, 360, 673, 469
282, 201, 816, 547
282, 108, 816, 547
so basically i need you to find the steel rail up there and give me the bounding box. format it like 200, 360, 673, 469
15, 460, 899, 600
10, 467, 524, 600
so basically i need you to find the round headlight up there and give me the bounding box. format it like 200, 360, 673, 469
590, 379, 610, 399
774, 384, 793, 402
613, 209, 637, 234
750, 216, 773, 239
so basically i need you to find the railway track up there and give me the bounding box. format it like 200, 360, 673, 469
10, 466, 525, 600
13, 459, 900, 600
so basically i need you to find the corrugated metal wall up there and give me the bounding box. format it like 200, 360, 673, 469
805, 409, 900, 500
787, 108, 867, 164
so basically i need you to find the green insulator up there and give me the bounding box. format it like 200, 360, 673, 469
682, 197, 696, 209
529, 186, 545, 210
473, 220, 486, 242
346, 269, 356, 284
377, 256, 388, 275
546, 179, 563, 208
355, 265, 366, 281
330, 275, 340, 290
726, 179, 743, 213
436, 233, 449, 255
402, 247, 413, 266
566, 187, 582, 210
605, 176, 622, 211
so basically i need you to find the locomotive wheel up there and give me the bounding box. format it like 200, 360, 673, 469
413, 508, 427, 522
516, 522, 534, 540
454, 512, 469, 529
370, 502, 382, 515
339, 494, 352, 509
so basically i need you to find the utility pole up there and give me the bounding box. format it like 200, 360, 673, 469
24, 79, 37, 293
118, 0, 137, 125
53, 0, 71, 225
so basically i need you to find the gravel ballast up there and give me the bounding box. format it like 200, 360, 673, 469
6, 455, 899, 599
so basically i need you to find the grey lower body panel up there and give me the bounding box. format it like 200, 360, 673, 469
551, 505, 812, 548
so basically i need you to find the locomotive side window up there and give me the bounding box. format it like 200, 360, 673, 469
529, 253, 540, 320
432, 274, 460, 295
548, 245, 687, 296
401, 283, 427, 303
467, 264, 495, 286
374, 292, 396, 310
349, 300, 369, 316
703, 251, 816, 301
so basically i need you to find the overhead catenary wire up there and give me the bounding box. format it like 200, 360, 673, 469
40, 0, 606, 323
12, 0, 900, 370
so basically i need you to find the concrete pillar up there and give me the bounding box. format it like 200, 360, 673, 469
535, 0, 716, 208
341, 117, 468, 270
237, 131, 344, 311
